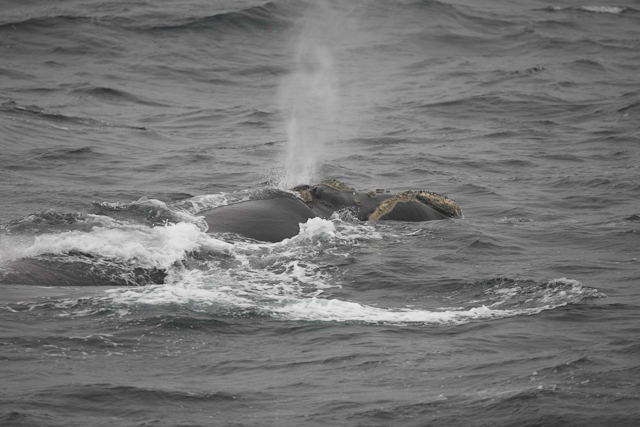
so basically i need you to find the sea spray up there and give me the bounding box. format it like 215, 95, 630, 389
277, 1, 340, 189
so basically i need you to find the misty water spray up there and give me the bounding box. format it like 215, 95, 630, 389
277, 3, 339, 189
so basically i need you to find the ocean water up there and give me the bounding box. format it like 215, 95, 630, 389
1, 0, 639, 425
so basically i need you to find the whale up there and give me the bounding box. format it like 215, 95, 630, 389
0, 180, 461, 286
0, 253, 168, 287
203, 179, 462, 242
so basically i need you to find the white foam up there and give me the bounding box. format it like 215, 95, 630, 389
269, 277, 604, 324
176, 193, 229, 214
104, 270, 604, 326
272, 297, 505, 324
106, 281, 256, 310
95, 197, 209, 231
480, 277, 603, 310
22, 222, 232, 270
134, 198, 207, 228
0, 235, 37, 263
580, 6, 626, 14
551, 5, 628, 14
101, 218, 364, 314
290, 215, 383, 244
283, 217, 336, 243
14, 212, 603, 327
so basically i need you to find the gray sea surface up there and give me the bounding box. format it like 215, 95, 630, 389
1, 0, 639, 426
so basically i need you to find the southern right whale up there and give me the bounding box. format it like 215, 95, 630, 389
203, 179, 462, 242
1, 180, 462, 286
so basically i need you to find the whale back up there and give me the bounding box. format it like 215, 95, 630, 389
296, 180, 461, 222
203, 197, 317, 243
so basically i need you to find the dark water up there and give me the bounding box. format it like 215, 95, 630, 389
1, 0, 640, 425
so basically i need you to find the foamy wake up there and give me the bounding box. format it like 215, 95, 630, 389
22, 222, 231, 270
9, 215, 604, 326
103, 218, 601, 325
104, 275, 601, 326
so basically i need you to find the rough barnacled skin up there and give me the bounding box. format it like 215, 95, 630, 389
204, 180, 460, 243
293, 180, 462, 222
367, 190, 463, 221
316, 179, 355, 193
297, 189, 313, 202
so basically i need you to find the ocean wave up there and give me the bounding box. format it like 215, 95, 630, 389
457, 237, 524, 256
0, 1, 298, 40
145, 1, 292, 34
102, 275, 603, 326
0, 101, 148, 131
0, 211, 122, 260
2, 205, 606, 326
70, 86, 170, 107
547, 6, 637, 15
21, 222, 218, 271
0, 14, 95, 32
393, 0, 520, 35
92, 197, 208, 230
413, 92, 576, 122
30, 383, 241, 406
618, 99, 640, 114
98, 240, 604, 325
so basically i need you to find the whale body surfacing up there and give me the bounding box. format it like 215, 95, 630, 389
1, 180, 461, 286
203, 180, 461, 243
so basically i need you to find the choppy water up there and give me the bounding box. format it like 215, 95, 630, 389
1, 0, 639, 426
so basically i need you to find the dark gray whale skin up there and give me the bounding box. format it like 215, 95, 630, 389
204, 180, 461, 243
0, 253, 168, 287
203, 197, 317, 243
1, 181, 461, 286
